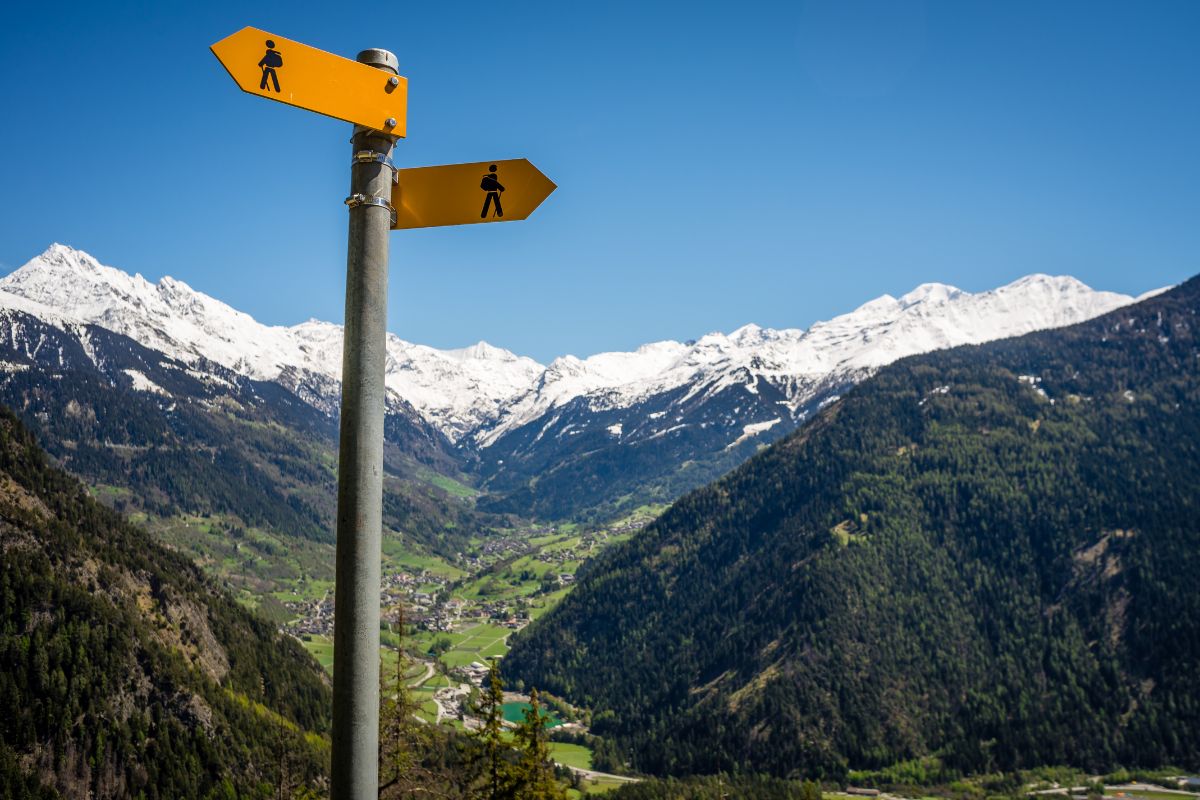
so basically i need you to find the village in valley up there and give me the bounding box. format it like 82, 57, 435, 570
266, 511, 662, 789
280, 509, 659, 733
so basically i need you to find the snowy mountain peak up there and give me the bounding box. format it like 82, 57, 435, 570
447, 341, 526, 363
728, 323, 790, 347
852, 293, 900, 314
37, 243, 104, 272
1007, 273, 1083, 289
8, 244, 150, 306
0, 245, 1152, 448
899, 282, 963, 307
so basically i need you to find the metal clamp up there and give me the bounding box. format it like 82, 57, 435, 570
352, 150, 399, 184
344, 193, 397, 226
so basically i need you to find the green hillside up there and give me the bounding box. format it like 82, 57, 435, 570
0, 315, 501, 606
504, 276, 1200, 779
0, 407, 332, 798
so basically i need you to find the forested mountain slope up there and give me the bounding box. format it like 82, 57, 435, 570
0, 307, 481, 563
504, 275, 1200, 779
0, 407, 332, 798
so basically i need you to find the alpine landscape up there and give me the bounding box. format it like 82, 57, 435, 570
2, 4, 1198, 799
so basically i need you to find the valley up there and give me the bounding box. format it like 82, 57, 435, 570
1, 243, 1194, 797
4, 5, 1199, 796
133, 503, 662, 670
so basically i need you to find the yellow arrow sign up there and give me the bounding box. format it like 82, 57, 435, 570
391, 159, 556, 230
211, 26, 407, 135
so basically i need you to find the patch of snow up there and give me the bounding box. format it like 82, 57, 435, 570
726, 417, 782, 450
123, 369, 170, 396
646, 423, 690, 441
1018, 375, 1048, 398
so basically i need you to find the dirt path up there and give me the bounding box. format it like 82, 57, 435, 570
408, 660, 435, 688
561, 765, 640, 784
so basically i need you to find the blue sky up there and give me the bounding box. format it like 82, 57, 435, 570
1, 0, 1197, 362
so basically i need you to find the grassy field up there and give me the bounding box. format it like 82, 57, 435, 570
530, 587, 572, 620
425, 471, 480, 499
300, 634, 335, 673
419, 699, 439, 722
439, 623, 512, 668
381, 535, 466, 579
143, 511, 339, 608
548, 742, 591, 769
408, 620, 514, 670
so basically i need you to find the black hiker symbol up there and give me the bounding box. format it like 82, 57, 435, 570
258, 40, 283, 92
480, 164, 505, 219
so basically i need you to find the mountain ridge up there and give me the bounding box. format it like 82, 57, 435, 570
1, 244, 1157, 521
3, 244, 1148, 450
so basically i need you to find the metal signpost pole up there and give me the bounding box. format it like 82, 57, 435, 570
330, 47, 399, 800
211, 29, 553, 796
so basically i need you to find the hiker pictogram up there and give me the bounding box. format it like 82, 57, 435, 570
212, 26, 410, 132
258, 40, 283, 92
388, 159, 556, 229
480, 164, 505, 218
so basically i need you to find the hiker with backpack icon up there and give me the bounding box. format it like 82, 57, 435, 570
258, 40, 283, 92
481, 164, 505, 218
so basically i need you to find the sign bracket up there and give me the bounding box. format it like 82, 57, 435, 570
344, 193, 397, 227
353, 150, 399, 183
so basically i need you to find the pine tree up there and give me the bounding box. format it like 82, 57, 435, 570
379, 605, 452, 799
512, 689, 565, 800
470, 659, 517, 799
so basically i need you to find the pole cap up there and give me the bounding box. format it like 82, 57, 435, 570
356, 48, 399, 74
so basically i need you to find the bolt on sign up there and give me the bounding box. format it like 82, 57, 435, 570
211, 26, 408, 135
391, 159, 557, 230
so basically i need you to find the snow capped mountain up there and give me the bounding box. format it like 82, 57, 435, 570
0, 245, 1145, 455
476, 272, 1137, 447
0, 244, 541, 441
1, 244, 313, 377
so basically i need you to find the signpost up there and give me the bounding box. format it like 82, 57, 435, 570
211, 26, 409, 135
211, 27, 555, 800
392, 159, 557, 229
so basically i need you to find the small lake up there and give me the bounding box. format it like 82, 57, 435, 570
501, 702, 562, 728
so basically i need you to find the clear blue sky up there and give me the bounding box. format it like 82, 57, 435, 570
1, 0, 1197, 362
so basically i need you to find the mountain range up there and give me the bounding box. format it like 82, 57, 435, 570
0, 244, 1153, 521
1, 243, 1192, 792
504, 273, 1200, 779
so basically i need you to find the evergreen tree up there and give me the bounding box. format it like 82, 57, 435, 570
513, 689, 565, 800
469, 659, 517, 800
379, 605, 458, 799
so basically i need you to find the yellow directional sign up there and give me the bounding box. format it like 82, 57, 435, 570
391, 159, 556, 230
211, 26, 408, 135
